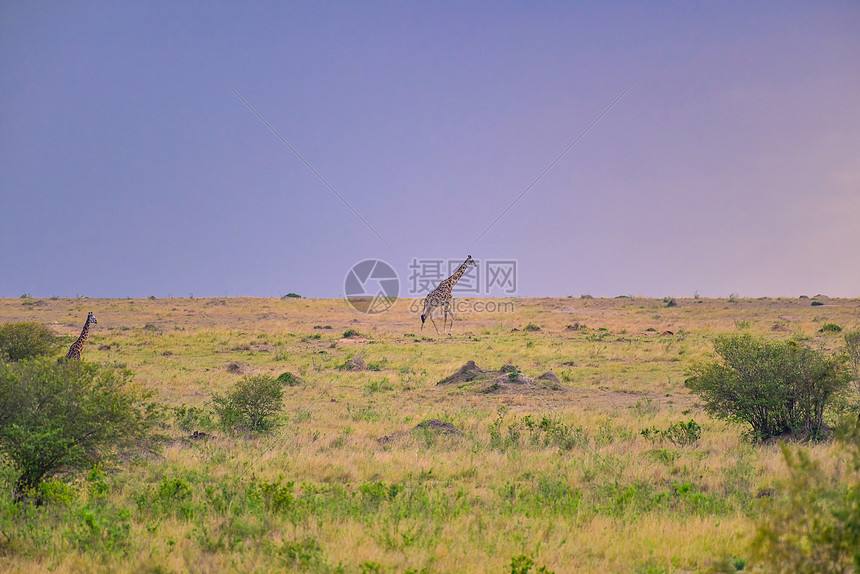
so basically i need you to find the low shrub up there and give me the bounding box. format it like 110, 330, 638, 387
640, 420, 702, 446
819, 323, 843, 333
276, 371, 302, 386
663, 419, 702, 446
173, 405, 214, 432
686, 334, 850, 441
752, 420, 860, 571
0, 359, 157, 498
509, 554, 555, 574
279, 535, 325, 570
847, 329, 860, 393
212, 374, 285, 433
0, 322, 61, 361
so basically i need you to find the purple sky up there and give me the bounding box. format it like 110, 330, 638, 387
2, 2, 858, 299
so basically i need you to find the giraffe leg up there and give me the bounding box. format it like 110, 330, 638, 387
442, 302, 456, 335
421, 300, 431, 333
446, 302, 455, 335
427, 307, 440, 335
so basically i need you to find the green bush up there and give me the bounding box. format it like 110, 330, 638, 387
66, 465, 132, 553
819, 323, 843, 333
663, 419, 702, 446
846, 330, 860, 393
641, 420, 702, 447
0, 359, 156, 498
0, 322, 61, 361
251, 478, 295, 514
276, 371, 302, 387
279, 535, 325, 569
752, 420, 860, 572
685, 334, 850, 441
172, 404, 213, 432
509, 554, 555, 574
212, 374, 285, 433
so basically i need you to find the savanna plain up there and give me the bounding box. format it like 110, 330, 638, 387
1, 294, 859, 573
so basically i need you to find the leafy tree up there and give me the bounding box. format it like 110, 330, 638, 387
0, 359, 157, 499
685, 334, 850, 441
212, 374, 285, 433
0, 322, 61, 361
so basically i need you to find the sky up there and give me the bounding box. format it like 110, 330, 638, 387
1, 1, 859, 300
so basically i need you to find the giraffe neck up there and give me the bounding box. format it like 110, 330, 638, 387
65, 317, 93, 359
442, 259, 470, 291
77, 319, 92, 344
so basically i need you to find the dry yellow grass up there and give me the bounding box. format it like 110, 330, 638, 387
1, 295, 858, 573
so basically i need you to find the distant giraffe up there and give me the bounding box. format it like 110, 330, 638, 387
421, 256, 478, 335
64, 312, 97, 360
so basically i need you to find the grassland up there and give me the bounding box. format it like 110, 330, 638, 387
1, 295, 859, 573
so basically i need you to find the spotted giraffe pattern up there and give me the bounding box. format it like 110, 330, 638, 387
65, 312, 97, 360
421, 256, 478, 335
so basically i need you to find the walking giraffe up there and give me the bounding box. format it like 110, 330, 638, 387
64, 312, 97, 360
421, 255, 478, 335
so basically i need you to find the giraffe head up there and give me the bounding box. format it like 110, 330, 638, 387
87, 312, 97, 325
465, 255, 477, 267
